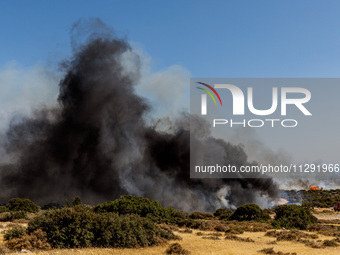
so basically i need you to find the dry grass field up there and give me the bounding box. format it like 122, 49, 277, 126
1, 224, 340, 254
1, 208, 340, 254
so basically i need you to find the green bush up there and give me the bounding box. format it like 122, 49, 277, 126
27, 205, 177, 248
214, 208, 233, 220
93, 195, 177, 223
5, 229, 51, 251
3, 226, 26, 241
5, 211, 28, 221
0, 206, 9, 213
189, 211, 214, 220
272, 205, 317, 230
41, 203, 62, 210
8, 198, 39, 213
165, 243, 190, 254
230, 204, 270, 222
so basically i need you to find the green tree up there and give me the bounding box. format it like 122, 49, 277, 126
231, 204, 270, 222
8, 198, 39, 213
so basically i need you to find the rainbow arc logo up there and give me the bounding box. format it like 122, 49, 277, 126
196, 82, 223, 106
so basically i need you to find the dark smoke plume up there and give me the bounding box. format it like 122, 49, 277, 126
0, 19, 278, 211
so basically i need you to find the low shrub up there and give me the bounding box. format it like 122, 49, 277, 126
323, 239, 339, 247
93, 195, 177, 223
5, 229, 51, 251
307, 223, 340, 237
225, 227, 244, 234
178, 229, 192, 233
214, 208, 232, 220
202, 236, 220, 240
27, 205, 177, 248
272, 205, 317, 230
258, 247, 297, 255
225, 220, 272, 232
230, 204, 270, 222
265, 230, 319, 242
0, 206, 8, 213
7, 198, 39, 213
189, 211, 214, 220
225, 234, 254, 242
41, 203, 62, 210
3, 211, 28, 221
3, 226, 25, 241
214, 224, 227, 232
165, 243, 190, 254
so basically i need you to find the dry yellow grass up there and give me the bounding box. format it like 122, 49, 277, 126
2, 208, 340, 255
1, 228, 340, 255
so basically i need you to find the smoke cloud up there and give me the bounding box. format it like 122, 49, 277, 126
0, 19, 278, 211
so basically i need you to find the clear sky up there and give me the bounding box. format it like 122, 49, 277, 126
1, 0, 340, 77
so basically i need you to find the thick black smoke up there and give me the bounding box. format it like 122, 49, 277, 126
0, 20, 278, 211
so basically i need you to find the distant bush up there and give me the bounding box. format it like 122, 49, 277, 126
4, 211, 28, 221
0, 206, 9, 213
176, 219, 211, 230
225, 227, 244, 234
230, 204, 270, 222
189, 211, 214, 220
272, 205, 317, 230
165, 243, 190, 254
3, 226, 25, 241
41, 203, 62, 210
214, 208, 233, 220
173, 209, 189, 220
323, 239, 339, 247
8, 198, 39, 213
28, 205, 177, 248
93, 195, 177, 223
214, 224, 227, 232
225, 234, 254, 242
5, 229, 51, 251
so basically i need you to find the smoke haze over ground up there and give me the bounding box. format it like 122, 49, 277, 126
0, 19, 278, 211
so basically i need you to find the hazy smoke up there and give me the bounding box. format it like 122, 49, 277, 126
0, 19, 278, 211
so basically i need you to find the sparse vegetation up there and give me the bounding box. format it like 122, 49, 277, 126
265, 229, 318, 241
189, 211, 214, 220
225, 221, 272, 232
0, 193, 340, 254
323, 239, 339, 247
225, 227, 244, 234
225, 233, 254, 242
258, 247, 297, 255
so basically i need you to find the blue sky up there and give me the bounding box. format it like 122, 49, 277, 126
1, 0, 340, 77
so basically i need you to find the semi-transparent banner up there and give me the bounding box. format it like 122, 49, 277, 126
190, 78, 340, 179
